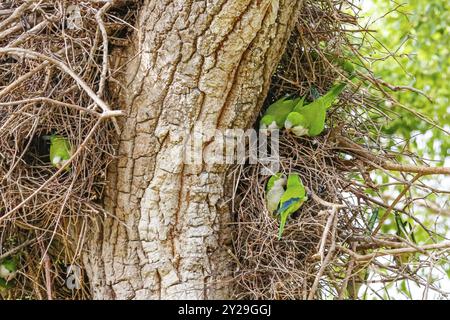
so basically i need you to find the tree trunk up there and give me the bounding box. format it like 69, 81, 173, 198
84, 0, 302, 299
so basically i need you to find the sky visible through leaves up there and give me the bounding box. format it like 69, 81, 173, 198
357, 0, 449, 299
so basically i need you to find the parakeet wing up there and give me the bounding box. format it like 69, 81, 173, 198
278, 197, 301, 213
395, 214, 406, 237
408, 222, 417, 244
292, 96, 306, 113
297, 179, 306, 199
264, 97, 300, 127
277, 195, 302, 239
277, 184, 306, 239
297, 83, 346, 136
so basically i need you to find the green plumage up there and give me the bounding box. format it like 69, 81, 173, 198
395, 213, 416, 264
276, 174, 307, 239
0, 257, 17, 281
367, 209, 379, 233
286, 82, 346, 137
260, 96, 301, 130
49, 134, 72, 170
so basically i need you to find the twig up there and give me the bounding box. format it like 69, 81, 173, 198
94, 2, 112, 98
0, 119, 103, 224
0, 239, 36, 260
308, 209, 339, 300
372, 173, 422, 236
0, 0, 34, 32
362, 72, 434, 102
339, 242, 450, 261
7, 16, 57, 48
38, 238, 53, 300
0, 97, 101, 116
308, 189, 346, 209
317, 209, 335, 263
336, 136, 450, 176
0, 47, 123, 133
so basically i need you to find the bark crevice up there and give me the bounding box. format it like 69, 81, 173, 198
84, 0, 303, 300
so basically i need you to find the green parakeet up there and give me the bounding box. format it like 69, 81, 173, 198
276, 173, 307, 239
0, 257, 17, 281
265, 173, 287, 214
49, 134, 72, 170
284, 112, 309, 137
285, 82, 346, 137
259, 96, 301, 134
395, 213, 416, 265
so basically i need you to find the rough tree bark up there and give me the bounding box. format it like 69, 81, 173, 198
84, 0, 302, 299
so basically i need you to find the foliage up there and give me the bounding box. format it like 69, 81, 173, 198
363, 0, 450, 160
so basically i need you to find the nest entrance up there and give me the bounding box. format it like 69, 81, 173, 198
23, 133, 52, 167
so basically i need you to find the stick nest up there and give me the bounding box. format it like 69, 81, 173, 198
0, 0, 448, 300
0, 0, 137, 299
232, 0, 449, 300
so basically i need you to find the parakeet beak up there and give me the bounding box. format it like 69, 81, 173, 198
41, 135, 51, 141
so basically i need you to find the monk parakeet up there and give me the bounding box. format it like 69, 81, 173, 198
259, 96, 301, 134
265, 173, 287, 214
395, 213, 416, 265
276, 173, 307, 239
284, 112, 309, 137
48, 134, 72, 170
0, 257, 17, 281
285, 82, 346, 137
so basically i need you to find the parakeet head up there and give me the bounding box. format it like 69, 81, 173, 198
48, 134, 72, 170
259, 115, 278, 132
274, 172, 287, 183
267, 173, 287, 190
285, 112, 306, 129
285, 112, 309, 136
0, 257, 17, 281
49, 134, 62, 143
286, 173, 304, 189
